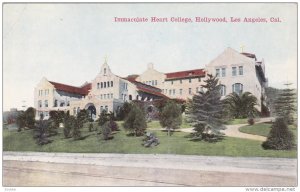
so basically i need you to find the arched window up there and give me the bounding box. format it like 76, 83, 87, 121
101, 82, 103, 88
104, 82, 106, 88
111, 81, 113, 87
220, 85, 226, 96
107, 81, 110, 87
232, 83, 243, 94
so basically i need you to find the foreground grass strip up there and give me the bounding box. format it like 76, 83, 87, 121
3, 126, 296, 158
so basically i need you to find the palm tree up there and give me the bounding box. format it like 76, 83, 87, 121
224, 92, 258, 118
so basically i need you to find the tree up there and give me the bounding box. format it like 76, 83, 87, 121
116, 102, 132, 120
33, 114, 52, 145
159, 101, 182, 136
186, 74, 225, 140
49, 110, 64, 127
274, 83, 296, 125
224, 92, 258, 119
123, 104, 147, 136
72, 109, 89, 140
63, 113, 75, 138
262, 117, 295, 150
16, 111, 26, 131
102, 121, 113, 140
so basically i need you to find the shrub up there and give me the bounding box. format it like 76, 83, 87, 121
123, 104, 147, 136
102, 121, 113, 140
262, 118, 295, 150
159, 101, 182, 136
248, 118, 255, 125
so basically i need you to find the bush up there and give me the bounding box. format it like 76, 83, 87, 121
123, 104, 147, 136
159, 101, 182, 136
102, 121, 113, 140
262, 118, 295, 150
108, 120, 119, 131
248, 118, 255, 125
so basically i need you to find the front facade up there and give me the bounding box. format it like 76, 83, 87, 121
34, 47, 268, 119
205, 47, 268, 110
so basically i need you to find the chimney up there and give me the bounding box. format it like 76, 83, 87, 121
147, 63, 154, 69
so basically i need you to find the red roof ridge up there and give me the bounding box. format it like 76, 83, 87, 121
49, 81, 91, 96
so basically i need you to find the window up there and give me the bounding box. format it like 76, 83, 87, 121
173, 89, 175, 95
155, 80, 157, 85
107, 94, 110, 99
189, 78, 192, 83
111, 93, 113, 99
60, 101, 65, 107
180, 80, 182, 84
180, 89, 183, 95
198, 78, 201, 82
189, 88, 192, 95
220, 85, 226, 96
54, 100, 58, 107
104, 94, 106, 99
232, 67, 237, 76
239, 66, 243, 75
41, 90, 43, 96
38, 100, 42, 108
104, 82, 106, 88
111, 81, 113, 87
107, 81, 110, 87
232, 83, 243, 94
97, 83, 100, 89
129, 95, 132, 100
169, 90, 172, 95
152, 80, 154, 86
221, 68, 226, 77
100, 94, 103, 99
45, 111, 49, 117
200, 87, 204, 93
101, 82, 103, 88
105, 106, 108, 112
216, 69, 220, 77
44, 100, 48, 107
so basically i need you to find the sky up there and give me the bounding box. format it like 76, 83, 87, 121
3, 3, 297, 111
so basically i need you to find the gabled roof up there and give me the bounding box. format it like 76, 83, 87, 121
49, 81, 91, 96
124, 77, 168, 98
165, 69, 205, 80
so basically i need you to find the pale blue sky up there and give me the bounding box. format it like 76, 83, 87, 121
3, 3, 297, 111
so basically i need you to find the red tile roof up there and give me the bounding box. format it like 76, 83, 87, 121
124, 77, 168, 98
165, 69, 205, 80
241, 52, 257, 60
49, 81, 91, 96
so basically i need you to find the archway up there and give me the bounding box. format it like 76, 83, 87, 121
85, 103, 96, 120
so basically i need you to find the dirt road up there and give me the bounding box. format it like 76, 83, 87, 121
3, 152, 297, 186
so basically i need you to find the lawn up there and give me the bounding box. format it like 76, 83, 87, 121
239, 122, 297, 137
3, 123, 297, 158
225, 118, 248, 125
146, 116, 192, 129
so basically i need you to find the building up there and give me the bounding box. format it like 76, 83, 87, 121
34, 61, 167, 120
34, 47, 268, 119
205, 47, 268, 110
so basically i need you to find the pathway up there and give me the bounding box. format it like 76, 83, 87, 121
149, 117, 274, 141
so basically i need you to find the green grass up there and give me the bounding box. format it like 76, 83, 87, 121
239, 123, 297, 138
3, 123, 297, 158
225, 118, 248, 125
146, 116, 192, 129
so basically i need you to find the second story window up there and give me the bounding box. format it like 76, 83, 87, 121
216, 69, 220, 77
232, 67, 237, 76
221, 68, 226, 77
44, 100, 48, 107
111, 81, 113, 87
239, 66, 243, 75
38, 100, 42, 108
97, 83, 100, 89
